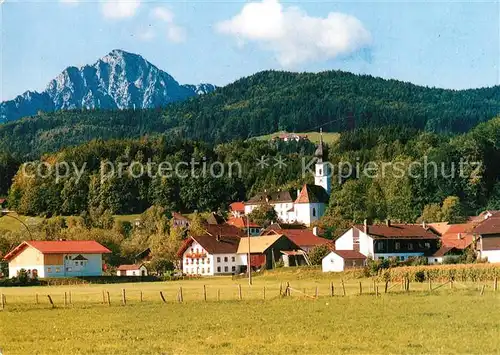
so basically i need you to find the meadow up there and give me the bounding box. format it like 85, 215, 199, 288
1, 272, 499, 354
254, 131, 340, 144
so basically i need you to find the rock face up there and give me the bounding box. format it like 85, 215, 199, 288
1, 49, 215, 123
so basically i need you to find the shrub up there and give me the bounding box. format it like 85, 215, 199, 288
308, 245, 330, 265
375, 264, 500, 282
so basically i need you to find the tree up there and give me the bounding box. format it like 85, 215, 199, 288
441, 196, 465, 223
417, 203, 443, 223
248, 204, 279, 226
308, 244, 331, 265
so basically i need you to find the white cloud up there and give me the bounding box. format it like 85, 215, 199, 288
152, 7, 174, 23
101, 0, 141, 19
167, 25, 186, 43
216, 0, 372, 67
137, 28, 156, 41
149, 7, 187, 43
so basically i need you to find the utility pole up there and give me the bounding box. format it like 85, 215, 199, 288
247, 214, 252, 286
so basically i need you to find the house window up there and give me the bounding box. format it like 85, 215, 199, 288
217, 257, 221, 262
408, 243, 413, 250
232, 266, 236, 272
224, 266, 229, 272
224, 257, 228, 262
395, 242, 400, 250
55, 267, 61, 273
47, 267, 52, 273
217, 266, 221, 272
201, 259, 205, 264
207, 267, 211, 273
312, 208, 316, 217
425, 242, 431, 249
377, 242, 384, 251
133, 271, 136, 276
434, 259, 438, 263
206, 258, 210, 264
66, 267, 72, 272
352, 261, 357, 266
231, 256, 236, 262
201, 268, 205, 274
319, 169, 322, 175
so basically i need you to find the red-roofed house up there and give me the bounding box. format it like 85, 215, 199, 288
261, 228, 331, 252
172, 212, 190, 228
3, 240, 111, 278
0, 198, 7, 209
473, 213, 500, 262
322, 249, 367, 272
229, 202, 245, 218
335, 221, 439, 261
226, 216, 262, 236
117, 264, 148, 276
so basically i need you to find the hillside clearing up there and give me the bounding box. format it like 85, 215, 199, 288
254, 131, 340, 144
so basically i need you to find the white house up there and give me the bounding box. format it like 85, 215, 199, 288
3, 240, 111, 278
335, 221, 440, 261
473, 212, 500, 262
117, 264, 148, 276
177, 224, 245, 276
172, 212, 190, 228
322, 250, 367, 272
243, 132, 331, 226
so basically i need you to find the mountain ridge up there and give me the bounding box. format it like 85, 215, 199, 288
0, 49, 216, 123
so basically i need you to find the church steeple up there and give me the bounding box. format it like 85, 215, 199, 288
314, 128, 331, 194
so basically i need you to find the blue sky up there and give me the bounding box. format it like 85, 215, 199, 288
1, 0, 499, 101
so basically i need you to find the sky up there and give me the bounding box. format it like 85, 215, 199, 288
1, 0, 499, 101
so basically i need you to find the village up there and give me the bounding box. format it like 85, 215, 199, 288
3, 138, 500, 281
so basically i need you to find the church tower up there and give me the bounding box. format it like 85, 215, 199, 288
314, 129, 331, 194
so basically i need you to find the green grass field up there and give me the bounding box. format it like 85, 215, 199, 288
254, 131, 340, 144
1, 273, 499, 354
0, 213, 44, 233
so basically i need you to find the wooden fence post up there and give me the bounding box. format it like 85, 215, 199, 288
140, 291, 143, 302
107, 291, 111, 306
47, 295, 54, 308
428, 278, 432, 292
102, 290, 106, 304
384, 281, 389, 294
376, 286, 379, 297
64, 292, 67, 307
279, 283, 283, 296
238, 284, 242, 300
69, 291, 72, 305
315, 286, 319, 298
359, 282, 362, 295
494, 277, 498, 292
203, 285, 207, 302
121, 289, 126, 306
217, 289, 221, 302
160, 291, 166, 303
286, 282, 291, 296
372, 279, 376, 293
1, 293, 4, 310
480, 285, 486, 296
263, 286, 266, 300
330, 282, 334, 297
401, 278, 404, 291
341, 279, 346, 296
406, 278, 410, 292
178, 287, 183, 303
36, 293, 39, 304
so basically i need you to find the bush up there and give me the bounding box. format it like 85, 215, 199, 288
308, 245, 330, 265
374, 264, 500, 282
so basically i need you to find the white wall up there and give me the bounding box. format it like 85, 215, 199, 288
374, 252, 425, 261
335, 228, 354, 250
118, 266, 148, 276
322, 252, 345, 272
481, 250, 500, 263
182, 241, 240, 276
9, 265, 45, 279
428, 256, 444, 264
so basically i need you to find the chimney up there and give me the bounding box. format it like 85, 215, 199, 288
458, 233, 462, 240
422, 220, 427, 229
363, 219, 368, 234
216, 235, 221, 242
386, 219, 391, 227
313, 226, 319, 236
297, 188, 300, 197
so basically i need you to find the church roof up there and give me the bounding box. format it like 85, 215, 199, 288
295, 184, 330, 204
245, 190, 296, 205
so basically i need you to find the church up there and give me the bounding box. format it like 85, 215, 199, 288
244, 133, 331, 226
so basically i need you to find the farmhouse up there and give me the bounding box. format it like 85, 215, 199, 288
3, 240, 111, 278
322, 250, 367, 272
177, 224, 245, 276
473, 213, 500, 262
172, 212, 190, 228
243, 134, 331, 226
237, 235, 305, 270
335, 221, 439, 261
117, 264, 148, 276
261, 227, 330, 252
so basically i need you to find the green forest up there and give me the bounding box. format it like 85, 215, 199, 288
1, 70, 500, 158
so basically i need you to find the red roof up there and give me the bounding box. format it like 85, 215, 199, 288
229, 202, 245, 212
355, 224, 439, 240
263, 229, 330, 248
473, 215, 500, 235
440, 223, 476, 249
0, 198, 6, 204
226, 217, 261, 228
295, 184, 329, 204
3, 240, 112, 261
117, 264, 145, 271
332, 250, 367, 259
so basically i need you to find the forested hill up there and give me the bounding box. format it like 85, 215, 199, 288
2, 70, 500, 157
